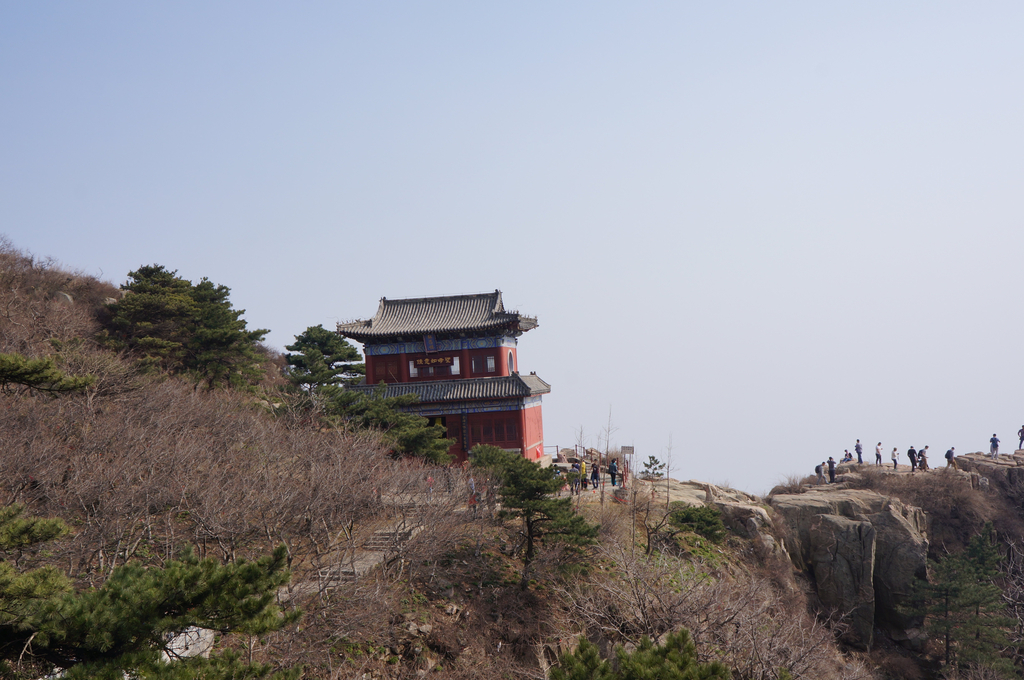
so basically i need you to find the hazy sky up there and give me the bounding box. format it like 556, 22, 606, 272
4, 3, 1024, 492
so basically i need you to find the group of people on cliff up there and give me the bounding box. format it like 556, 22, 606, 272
813, 427, 1024, 484
815, 440, 958, 484
563, 457, 620, 494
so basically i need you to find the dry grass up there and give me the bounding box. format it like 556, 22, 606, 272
768, 473, 816, 497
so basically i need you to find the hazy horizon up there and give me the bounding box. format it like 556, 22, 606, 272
5, 3, 1024, 492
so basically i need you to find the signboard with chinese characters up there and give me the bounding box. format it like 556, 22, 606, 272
414, 356, 453, 367
620, 446, 634, 457
423, 334, 438, 353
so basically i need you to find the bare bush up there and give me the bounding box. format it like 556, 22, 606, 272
0, 237, 117, 357
769, 473, 816, 497
0, 379, 398, 582
553, 540, 869, 680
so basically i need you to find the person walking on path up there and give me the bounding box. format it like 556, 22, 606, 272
908, 446, 918, 473
990, 434, 1000, 459
855, 440, 863, 464
891, 447, 899, 470
827, 457, 837, 484
815, 461, 825, 485
875, 442, 883, 466
945, 447, 958, 469
590, 463, 600, 491
580, 459, 587, 490
608, 459, 618, 487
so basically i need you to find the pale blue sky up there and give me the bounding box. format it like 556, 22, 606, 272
4, 3, 1024, 491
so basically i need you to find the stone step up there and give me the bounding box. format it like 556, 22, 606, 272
317, 566, 357, 585
363, 529, 415, 551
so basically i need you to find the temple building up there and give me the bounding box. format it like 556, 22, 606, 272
336, 291, 549, 463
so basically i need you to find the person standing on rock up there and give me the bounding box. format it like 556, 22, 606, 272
855, 440, 863, 464
875, 442, 883, 466
945, 447, 957, 469
891, 447, 899, 470
815, 461, 825, 485
908, 446, 918, 473
990, 434, 1000, 459
919, 446, 930, 471
609, 459, 618, 487
827, 457, 836, 484
1018, 426, 1024, 451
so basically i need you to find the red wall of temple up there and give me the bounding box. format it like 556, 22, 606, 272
437, 405, 543, 461
523, 405, 544, 459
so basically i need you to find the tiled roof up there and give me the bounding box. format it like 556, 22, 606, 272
348, 374, 550, 403
337, 290, 537, 342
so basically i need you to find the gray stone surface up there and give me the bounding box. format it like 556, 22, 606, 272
770, 487, 929, 646
809, 515, 876, 649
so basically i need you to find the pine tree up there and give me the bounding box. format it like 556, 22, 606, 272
549, 637, 611, 680
905, 523, 1013, 672
471, 445, 598, 587
642, 456, 665, 479
284, 325, 364, 390
0, 352, 94, 394
187, 277, 268, 389
667, 504, 727, 544
0, 506, 299, 679
325, 387, 452, 464
103, 265, 268, 389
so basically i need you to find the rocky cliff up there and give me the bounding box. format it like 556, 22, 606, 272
652, 475, 934, 651
768, 487, 929, 650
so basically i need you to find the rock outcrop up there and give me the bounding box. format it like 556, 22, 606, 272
954, 452, 1024, 489
639, 479, 789, 560
644, 478, 931, 649
769, 488, 928, 650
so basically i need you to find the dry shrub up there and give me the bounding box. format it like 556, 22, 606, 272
0, 236, 118, 357
942, 664, 1011, 680
552, 541, 869, 680
872, 645, 925, 680
0, 378, 397, 580
769, 473, 816, 497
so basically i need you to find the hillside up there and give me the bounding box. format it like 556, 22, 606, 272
3, 240, 1024, 679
